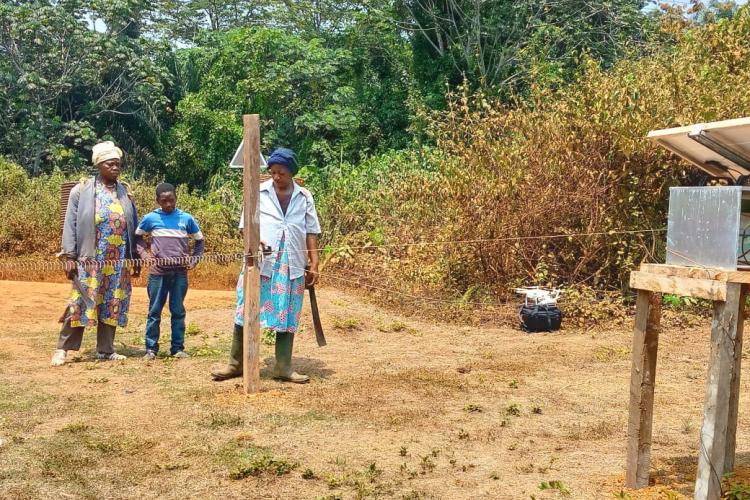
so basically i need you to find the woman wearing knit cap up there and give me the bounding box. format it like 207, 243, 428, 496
51, 141, 140, 366
212, 147, 321, 383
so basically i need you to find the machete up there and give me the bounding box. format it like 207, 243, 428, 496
62, 259, 96, 309
308, 285, 326, 347
72, 275, 95, 308
304, 264, 326, 347
58, 262, 94, 323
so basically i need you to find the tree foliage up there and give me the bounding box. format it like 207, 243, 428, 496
0, 1, 170, 174
318, 6, 750, 297
165, 16, 412, 187
398, 0, 653, 99
0, 0, 744, 182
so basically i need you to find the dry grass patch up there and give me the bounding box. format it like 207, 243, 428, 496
302, 367, 470, 422
593, 345, 630, 362
303, 380, 435, 427
567, 418, 621, 441
386, 367, 467, 392
471, 356, 538, 376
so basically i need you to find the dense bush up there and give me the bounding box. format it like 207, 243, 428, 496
0, 158, 242, 258
0, 157, 63, 255
315, 8, 750, 300
163, 24, 413, 189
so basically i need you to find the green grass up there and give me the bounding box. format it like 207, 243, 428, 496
204, 411, 244, 429
59, 423, 90, 434
0, 385, 57, 435
538, 480, 571, 496
185, 322, 204, 336
25, 426, 134, 496
186, 345, 224, 358
377, 321, 407, 333
262, 328, 276, 345
593, 346, 629, 362
217, 442, 297, 479
0, 385, 55, 414
505, 404, 521, 417
332, 317, 362, 331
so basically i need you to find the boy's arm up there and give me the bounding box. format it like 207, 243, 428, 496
134, 216, 152, 260
130, 200, 141, 278
187, 215, 205, 268
191, 239, 206, 266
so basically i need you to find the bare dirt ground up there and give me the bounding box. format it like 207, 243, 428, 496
0, 280, 749, 499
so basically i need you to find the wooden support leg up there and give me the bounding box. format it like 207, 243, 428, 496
724, 284, 746, 475
626, 290, 662, 489
695, 283, 745, 500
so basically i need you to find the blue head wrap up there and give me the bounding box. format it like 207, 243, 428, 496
266, 148, 299, 175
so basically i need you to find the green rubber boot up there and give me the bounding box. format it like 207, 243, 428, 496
211, 324, 243, 381
272, 331, 309, 383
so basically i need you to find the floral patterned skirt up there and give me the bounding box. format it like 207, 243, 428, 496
67, 262, 131, 328
234, 237, 305, 333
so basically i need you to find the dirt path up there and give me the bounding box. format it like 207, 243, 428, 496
0, 280, 748, 499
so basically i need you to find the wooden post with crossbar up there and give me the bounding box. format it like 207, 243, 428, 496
242, 114, 261, 394
626, 264, 747, 499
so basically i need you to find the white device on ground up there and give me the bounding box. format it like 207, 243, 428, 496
513, 286, 562, 306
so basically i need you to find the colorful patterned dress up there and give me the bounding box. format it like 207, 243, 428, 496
67, 183, 132, 328
234, 236, 306, 333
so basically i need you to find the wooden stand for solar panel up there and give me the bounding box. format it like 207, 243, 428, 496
627, 118, 750, 500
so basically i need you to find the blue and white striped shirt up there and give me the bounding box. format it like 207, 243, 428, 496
135, 208, 205, 275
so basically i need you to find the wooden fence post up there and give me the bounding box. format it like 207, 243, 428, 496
242, 114, 261, 394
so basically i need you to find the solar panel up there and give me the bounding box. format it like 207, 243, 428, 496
648, 117, 750, 183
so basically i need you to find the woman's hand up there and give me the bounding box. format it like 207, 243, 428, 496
304, 234, 320, 289
305, 265, 319, 288
65, 258, 78, 280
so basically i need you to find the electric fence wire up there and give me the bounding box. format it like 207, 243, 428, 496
0, 226, 664, 325
0, 228, 666, 318
0, 227, 666, 273
0, 228, 666, 319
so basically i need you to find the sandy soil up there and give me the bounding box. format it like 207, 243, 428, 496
0, 280, 748, 499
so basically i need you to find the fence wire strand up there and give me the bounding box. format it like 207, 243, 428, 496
0, 227, 665, 273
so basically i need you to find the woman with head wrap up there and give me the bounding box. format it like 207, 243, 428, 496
51, 141, 140, 366
212, 147, 321, 383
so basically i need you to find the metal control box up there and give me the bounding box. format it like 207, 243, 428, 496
667, 186, 750, 270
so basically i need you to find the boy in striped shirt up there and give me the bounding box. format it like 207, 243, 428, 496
135, 183, 205, 359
